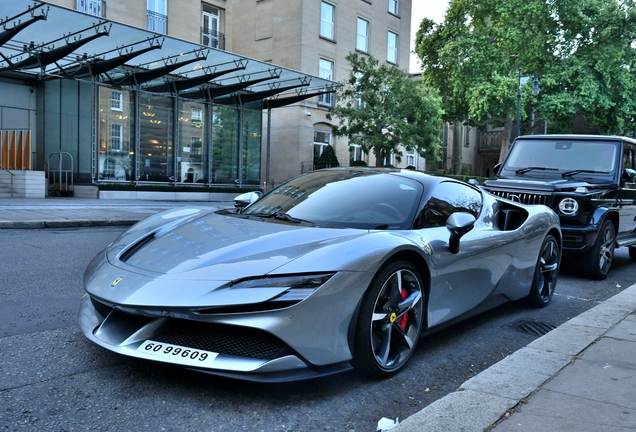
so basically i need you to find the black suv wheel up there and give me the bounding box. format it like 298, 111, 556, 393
583, 220, 615, 280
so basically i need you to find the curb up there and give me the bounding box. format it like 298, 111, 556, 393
393, 283, 636, 432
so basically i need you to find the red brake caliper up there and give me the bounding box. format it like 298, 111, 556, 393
398, 289, 408, 330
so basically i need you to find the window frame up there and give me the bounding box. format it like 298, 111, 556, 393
320, 2, 335, 40
356, 17, 369, 53
110, 123, 123, 151
388, 0, 399, 16
387, 31, 398, 64
318, 58, 334, 106
110, 91, 123, 111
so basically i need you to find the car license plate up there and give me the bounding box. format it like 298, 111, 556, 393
137, 340, 218, 367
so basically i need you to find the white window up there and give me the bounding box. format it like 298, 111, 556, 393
320, 2, 335, 40
318, 59, 334, 106
110, 124, 123, 151
387, 31, 398, 64
388, 0, 399, 15
147, 0, 167, 34
350, 144, 365, 163
76, 0, 102, 16
406, 150, 416, 167
313, 130, 332, 164
110, 91, 122, 111
354, 72, 366, 109
202, 7, 220, 48
356, 18, 369, 52
191, 108, 202, 127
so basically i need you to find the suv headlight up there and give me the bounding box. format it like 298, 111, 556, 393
558, 198, 579, 216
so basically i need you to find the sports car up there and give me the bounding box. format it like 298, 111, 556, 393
79, 167, 561, 382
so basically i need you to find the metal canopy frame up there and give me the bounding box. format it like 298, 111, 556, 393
0, 1, 337, 107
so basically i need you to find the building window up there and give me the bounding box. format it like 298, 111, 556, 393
110, 91, 122, 111
354, 72, 366, 109
356, 18, 369, 53
388, 0, 399, 15
110, 124, 123, 151
350, 144, 365, 164
318, 59, 334, 106
387, 31, 398, 64
202, 7, 223, 49
313, 130, 332, 167
76, 0, 103, 16
320, 2, 335, 40
191, 108, 202, 127
147, 0, 168, 34
406, 150, 415, 167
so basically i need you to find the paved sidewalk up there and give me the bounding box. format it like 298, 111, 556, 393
0, 197, 234, 229
1, 197, 635, 432
394, 284, 636, 432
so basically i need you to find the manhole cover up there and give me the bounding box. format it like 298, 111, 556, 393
506, 318, 556, 336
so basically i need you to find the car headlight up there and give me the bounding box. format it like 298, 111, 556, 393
558, 198, 579, 216
234, 273, 334, 302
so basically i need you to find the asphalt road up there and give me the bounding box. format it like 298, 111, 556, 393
0, 227, 634, 431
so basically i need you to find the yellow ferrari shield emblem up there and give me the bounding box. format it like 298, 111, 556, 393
389, 312, 397, 323
111, 277, 123, 287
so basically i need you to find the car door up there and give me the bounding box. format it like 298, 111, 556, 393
414, 181, 519, 327
618, 144, 636, 235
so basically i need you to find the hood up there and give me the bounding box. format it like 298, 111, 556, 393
484, 176, 614, 193
108, 211, 366, 279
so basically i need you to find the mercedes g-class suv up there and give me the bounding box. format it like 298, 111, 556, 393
483, 135, 636, 279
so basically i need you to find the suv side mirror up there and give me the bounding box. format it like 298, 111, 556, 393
493, 163, 502, 176
623, 168, 636, 183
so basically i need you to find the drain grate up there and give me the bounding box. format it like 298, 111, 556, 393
506, 318, 556, 336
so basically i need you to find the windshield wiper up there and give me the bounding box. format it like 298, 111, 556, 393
562, 169, 609, 177
515, 167, 558, 174
248, 211, 314, 225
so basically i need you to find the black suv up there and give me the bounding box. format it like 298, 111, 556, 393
483, 134, 636, 279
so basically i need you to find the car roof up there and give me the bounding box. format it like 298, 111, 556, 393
516, 134, 636, 146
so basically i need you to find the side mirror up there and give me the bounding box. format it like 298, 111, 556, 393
234, 191, 263, 211
446, 212, 476, 254
623, 168, 636, 183
493, 163, 502, 176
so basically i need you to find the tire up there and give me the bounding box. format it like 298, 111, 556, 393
583, 220, 615, 280
525, 234, 560, 308
629, 246, 636, 261
352, 260, 425, 378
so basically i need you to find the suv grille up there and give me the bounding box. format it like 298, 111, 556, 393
486, 189, 551, 206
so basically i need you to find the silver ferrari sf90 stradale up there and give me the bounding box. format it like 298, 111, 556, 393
79, 168, 561, 382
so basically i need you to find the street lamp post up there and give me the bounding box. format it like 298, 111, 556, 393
516, 68, 540, 138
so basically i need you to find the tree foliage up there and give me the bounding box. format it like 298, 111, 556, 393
415, 0, 636, 145
326, 53, 443, 167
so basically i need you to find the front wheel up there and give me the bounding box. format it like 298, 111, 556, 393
525, 234, 560, 308
352, 260, 425, 378
583, 220, 615, 280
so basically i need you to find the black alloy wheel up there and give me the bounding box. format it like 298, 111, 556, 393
584, 220, 615, 280
352, 260, 424, 378
526, 234, 560, 308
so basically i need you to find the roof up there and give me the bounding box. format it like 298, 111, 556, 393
518, 134, 636, 145
0, 1, 338, 107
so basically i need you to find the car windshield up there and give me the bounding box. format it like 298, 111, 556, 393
504, 139, 618, 176
243, 169, 423, 230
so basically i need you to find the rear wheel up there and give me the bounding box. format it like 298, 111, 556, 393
352, 260, 424, 378
583, 220, 615, 280
525, 235, 560, 308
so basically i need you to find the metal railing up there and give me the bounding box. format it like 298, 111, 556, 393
76, 0, 105, 17
201, 28, 226, 50
0, 130, 32, 170
147, 11, 168, 34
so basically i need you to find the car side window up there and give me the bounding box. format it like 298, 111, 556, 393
624, 147, 635, 170
414, 181, 482, 229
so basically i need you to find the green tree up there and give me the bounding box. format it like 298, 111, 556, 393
415, 0, 636, 159
326, 53, 443, 167
315, 145, 340, 169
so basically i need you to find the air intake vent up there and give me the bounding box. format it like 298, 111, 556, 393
120, 233, 156, 262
